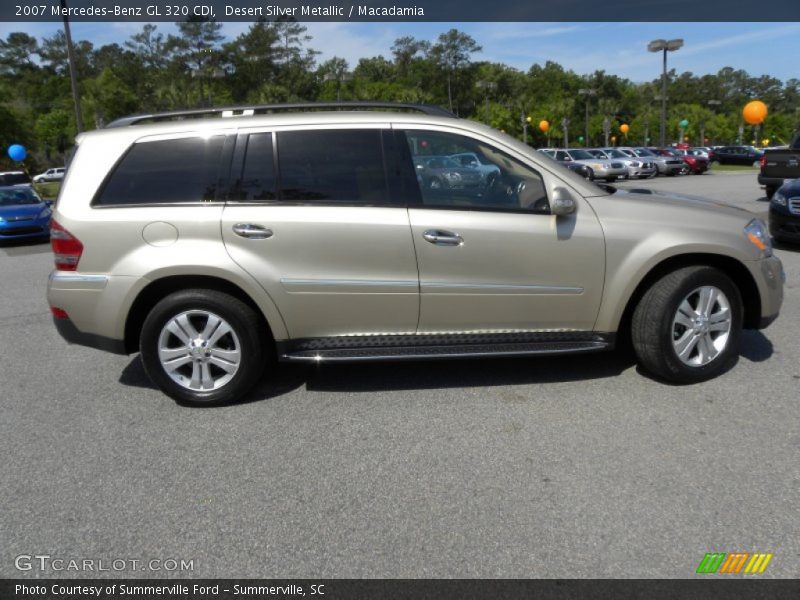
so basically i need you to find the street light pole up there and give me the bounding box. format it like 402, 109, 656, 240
60, 0, 84, 133
476, 81, 496, 125
648, 38, 683, 148
706, 99, 721, 145
578, 88, 596, 146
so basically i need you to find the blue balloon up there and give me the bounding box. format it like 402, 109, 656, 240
8, 144, 26, 162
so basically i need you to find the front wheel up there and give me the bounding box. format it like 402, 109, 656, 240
631, 266, 742, 383
140, 289, 266, 406
765, 186, 777, 200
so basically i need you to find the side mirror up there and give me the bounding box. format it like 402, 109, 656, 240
551, 187, 577, 216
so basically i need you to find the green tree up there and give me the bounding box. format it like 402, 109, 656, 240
430, 29, 481, 113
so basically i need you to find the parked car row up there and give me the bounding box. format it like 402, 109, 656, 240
539, 146, 708, 180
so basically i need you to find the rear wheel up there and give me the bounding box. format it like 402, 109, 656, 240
765, 186, 776, 200
140, 289, 266, 406
631, 266, 742, 383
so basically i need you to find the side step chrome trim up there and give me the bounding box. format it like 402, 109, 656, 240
279, 340, 610, 363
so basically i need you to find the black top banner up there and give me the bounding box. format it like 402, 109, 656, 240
3, 0, 800, 22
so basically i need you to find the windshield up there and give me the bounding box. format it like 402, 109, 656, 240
634, 148, 655, 157
0, 187, 41, 206
607, 149, 628, 158
568, 149, 595, 160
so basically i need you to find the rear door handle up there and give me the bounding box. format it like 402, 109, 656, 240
423, 229, 463, 246
233, 223, 273, 239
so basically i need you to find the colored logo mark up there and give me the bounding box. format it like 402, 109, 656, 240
696, 552, 773, 574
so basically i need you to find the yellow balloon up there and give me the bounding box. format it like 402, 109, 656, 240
620, 124, 630, 134
539, 120, 550, 133
743, 100, 768, 125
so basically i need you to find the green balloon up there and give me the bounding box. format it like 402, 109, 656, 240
679, 119, 689, 128
578, 136, 584, 142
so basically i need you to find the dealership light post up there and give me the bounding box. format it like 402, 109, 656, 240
705, 99, 721, 145
60, 0, 84, 133
476, 80, 497, 125
578, 88, 596, 147
648, 38, 683, 148
323, 71, 353, 101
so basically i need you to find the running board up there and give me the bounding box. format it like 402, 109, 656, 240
280, 340, 609, 363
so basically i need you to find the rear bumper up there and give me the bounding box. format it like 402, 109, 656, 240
52, 316, 127, 354
758, 174, 787, 188
47, 271, 137, 354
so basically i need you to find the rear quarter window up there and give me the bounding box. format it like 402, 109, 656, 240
93, 136, 227, 206
276, 129, 389, 205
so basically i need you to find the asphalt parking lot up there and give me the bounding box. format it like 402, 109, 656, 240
1, 171, 798, 579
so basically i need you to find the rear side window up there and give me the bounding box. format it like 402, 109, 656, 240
277, 129, 389, 204
94, 136, 227, 206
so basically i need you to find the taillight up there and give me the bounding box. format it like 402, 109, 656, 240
50, 307, 69, 319
50, 219, 83, 271
759, 155, 767, 169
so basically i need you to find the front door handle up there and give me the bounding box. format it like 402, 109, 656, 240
233, 223, 273, 239
423, 229, 463, 246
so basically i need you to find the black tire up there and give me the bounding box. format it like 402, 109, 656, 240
585, 168, 595, 181
631, 266, 743, 384
140, 289, 267, 406
765, 186, 776, 200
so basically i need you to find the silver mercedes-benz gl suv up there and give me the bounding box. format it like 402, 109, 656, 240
47, 102, 784, 405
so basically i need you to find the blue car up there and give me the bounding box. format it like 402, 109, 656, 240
0, 186, 52, 241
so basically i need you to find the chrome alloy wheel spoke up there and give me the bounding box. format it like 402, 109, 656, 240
157, 310, 242, 392
671, 286, 732, 367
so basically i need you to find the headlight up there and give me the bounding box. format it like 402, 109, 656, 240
590, 163, 605, 170
744, 219, 772, 257
772, 190, 787, 206
37, 207, 52, 220
630, 161, 641, 167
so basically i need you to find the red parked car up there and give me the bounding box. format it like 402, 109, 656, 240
676, 149, 710, 174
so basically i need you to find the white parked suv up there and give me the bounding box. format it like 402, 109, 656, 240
47, 102, 783, 406
33, 167, 65, 183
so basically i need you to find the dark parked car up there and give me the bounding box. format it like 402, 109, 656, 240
759, 132, 800, 199
769, 179, 800, 243
0, 185, 52, 241
711, 146, 764, 166
0, 171, 32, 186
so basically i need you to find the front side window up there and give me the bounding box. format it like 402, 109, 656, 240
95, 136, 227, 206
276, 129, 389, 204
403, 130, 549, 213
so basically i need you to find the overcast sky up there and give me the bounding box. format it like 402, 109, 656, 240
2, 21, 798, 83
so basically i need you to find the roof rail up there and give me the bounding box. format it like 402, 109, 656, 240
106, 102, 456, 128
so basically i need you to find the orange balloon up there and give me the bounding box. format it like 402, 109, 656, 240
743, 100, 767, 125
539, 120, 550, 133
620, 124, 630, 134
